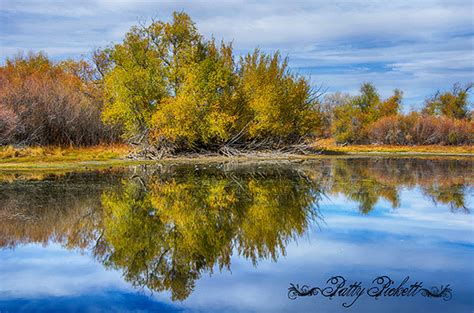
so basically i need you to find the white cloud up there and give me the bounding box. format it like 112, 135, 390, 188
0, 0, 472, 105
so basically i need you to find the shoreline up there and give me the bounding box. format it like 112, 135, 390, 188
0, 146, 472, 172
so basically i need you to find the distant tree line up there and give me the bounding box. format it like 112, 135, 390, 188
0, 12, 472, 149
319, 82, 473, 145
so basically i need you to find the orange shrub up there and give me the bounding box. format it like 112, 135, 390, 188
410, 115, 439, 144
0, 52, 120, 146
368, 115, 404, 144
369, 114, 473, 145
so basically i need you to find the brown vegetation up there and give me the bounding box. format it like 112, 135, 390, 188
368, 113, 473, 145
0, 52, 119, 146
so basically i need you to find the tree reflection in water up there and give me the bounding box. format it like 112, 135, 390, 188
0, 158, 471, 300
98, 164, 322, 300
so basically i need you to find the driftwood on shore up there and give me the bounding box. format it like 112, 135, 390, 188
126, 138, 323, 161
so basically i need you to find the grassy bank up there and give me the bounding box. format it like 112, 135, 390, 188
0, 144, 131, 162
315, 139, 473, 155
0, 143, 472, 172
0, 145, 137, 170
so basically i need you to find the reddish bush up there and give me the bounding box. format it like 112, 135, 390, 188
410, 115, 439, 144
369, 114, 473, 145
447, 118, 473, 144
0, 52, 120, 146
0, 104, 19, 144
368, 115, 404, 144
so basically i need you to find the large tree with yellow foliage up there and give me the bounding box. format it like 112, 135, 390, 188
101, 12, 320, 152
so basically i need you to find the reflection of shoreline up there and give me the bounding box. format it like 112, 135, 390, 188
0, 158, 472, 300
322, 158, 472, 213
1, 153, 473, 175
0, 158, 471, 246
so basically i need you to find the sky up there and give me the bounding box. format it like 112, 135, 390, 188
1, 0, 473, 109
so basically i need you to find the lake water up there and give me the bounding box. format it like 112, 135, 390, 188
0, 157, 473, 313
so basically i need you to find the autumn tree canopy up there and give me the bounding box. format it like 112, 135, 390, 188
100, 12, 320, 152
423, 83, 473, 119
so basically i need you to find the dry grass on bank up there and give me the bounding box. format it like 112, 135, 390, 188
315, 138, 474, 155
0, 144, 132, 163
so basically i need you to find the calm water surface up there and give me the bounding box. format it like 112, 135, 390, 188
0, 157, 473, 312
